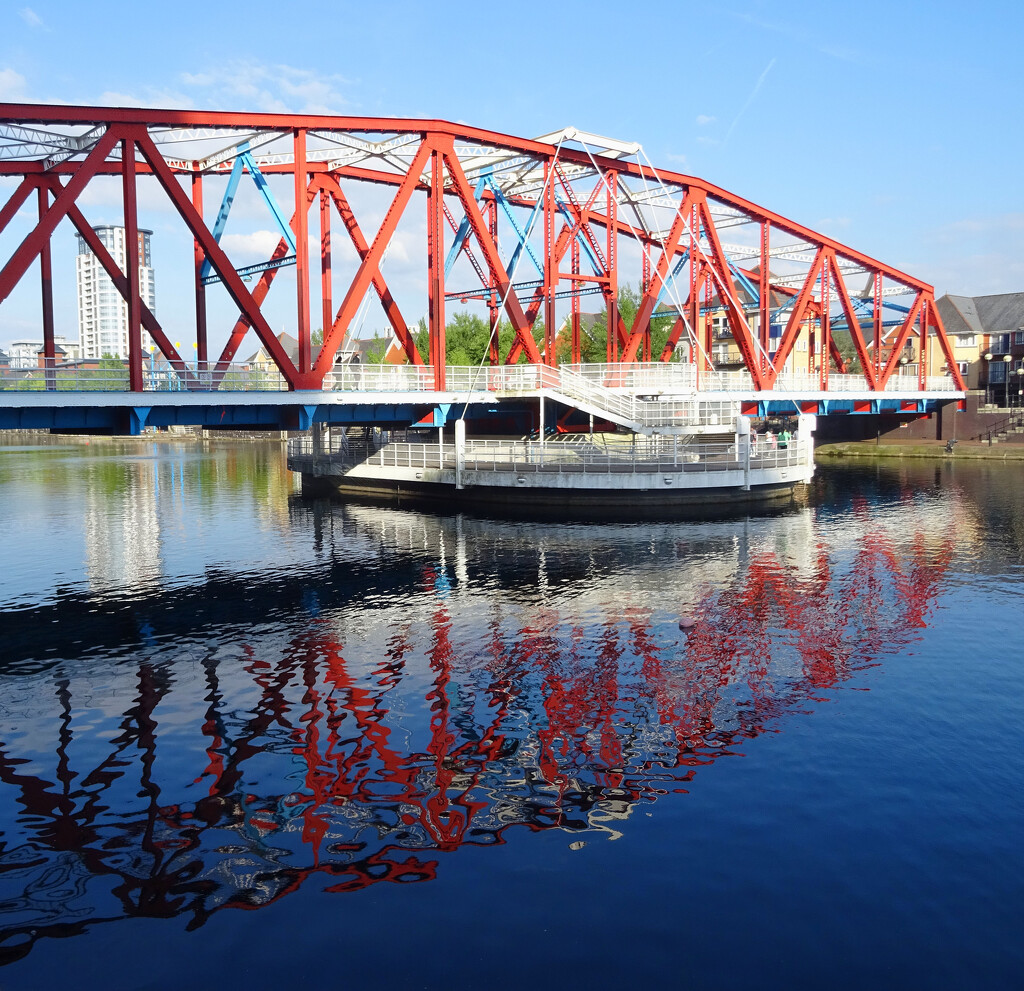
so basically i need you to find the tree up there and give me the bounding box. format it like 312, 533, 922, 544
79, 354, 128, 392
831, 330, 863, 375
556, 284, 680, 364
413, 311, 544, 366
365, 337, 390, 363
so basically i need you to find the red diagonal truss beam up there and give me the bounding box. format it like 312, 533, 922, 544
312, 138, 433, 381
57, 188, 193, 384
314, 173, 424, 366
826, 249, 876, 388
620, 192, 694, 363
0, 126, 120, 305
441, 139, 542, 364
132, 127, 300, 384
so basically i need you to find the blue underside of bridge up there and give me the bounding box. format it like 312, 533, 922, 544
0, 403, 441, 433
0, 396, 951, 434
756, 399, 943, 416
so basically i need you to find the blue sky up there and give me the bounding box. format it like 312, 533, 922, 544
2, 0, 1022, 351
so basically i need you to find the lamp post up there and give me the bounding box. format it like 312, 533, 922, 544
983, 351, 993, 406
1015, 366, 1024, 410
1002, 354, 1012, 407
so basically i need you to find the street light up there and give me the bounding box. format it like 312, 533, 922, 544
1002, 354, 1012, 407
983, 351, 993, 406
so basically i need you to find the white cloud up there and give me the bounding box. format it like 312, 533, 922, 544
0, 67, 27, 100
221, 230, 287, 260
664, 152, 687, 166
19, 7, 46, 29
696, 115, 716, 126
180, 61, 352, 115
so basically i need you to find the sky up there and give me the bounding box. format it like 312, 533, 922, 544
1, 0, 1023, 353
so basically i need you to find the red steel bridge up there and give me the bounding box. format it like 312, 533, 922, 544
0, 104, 966, 432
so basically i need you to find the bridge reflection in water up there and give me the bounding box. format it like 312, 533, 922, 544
0, 499, 956, 964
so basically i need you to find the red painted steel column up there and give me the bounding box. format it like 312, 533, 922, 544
121, 137, 143, 392
37, 184, 56, 391
918, 298, 929, 390
571, 236, 581, 364
191, 171, 208, 373
703, 273, 713, 380
320, 187, 332, 350
641, 247, 651, 361
820, 256, 831, 389
690, 204, 701, 389
294, 129, 311, 378
873, 271, 883, 382
759, 220, 770, 377
427, 148, 446, 390
543, 161, 556, 365
605, 172, 618, 363
487, 199, 499, 365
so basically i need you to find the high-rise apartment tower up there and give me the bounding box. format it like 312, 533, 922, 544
75, 225, 156, 359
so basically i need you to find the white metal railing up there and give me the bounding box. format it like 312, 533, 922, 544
2, 359, 958, 400
553, 365, 640, 424
0, 363, 289, 393
302, 435, 811, 475
563, 362, 697, 392
771, 372, 957, 394
288, 430, 387, 459
326, 364, 437, 392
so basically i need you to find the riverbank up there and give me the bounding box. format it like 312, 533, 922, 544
816, 439, 1024, 461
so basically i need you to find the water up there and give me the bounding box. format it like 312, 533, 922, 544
0, 439, 1022, 990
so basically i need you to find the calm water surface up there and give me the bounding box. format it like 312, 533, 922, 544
0, 439, 1022, 990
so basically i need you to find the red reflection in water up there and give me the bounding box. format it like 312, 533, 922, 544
0, 529, 952, 964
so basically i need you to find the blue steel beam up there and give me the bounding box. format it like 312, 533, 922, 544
200, 146, 297, 283
444, 174, 488, 278
495, 184, 544, 278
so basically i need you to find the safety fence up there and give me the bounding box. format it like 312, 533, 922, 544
1, 359, 955, 404
288, 432, 809, 476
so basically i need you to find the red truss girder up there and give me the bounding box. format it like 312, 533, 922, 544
0, 103, 965, 393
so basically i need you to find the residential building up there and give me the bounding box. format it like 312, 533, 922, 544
7, 335, 81, 368
935, 293, 1024, 405
76, 225, 157, 359
244, 331, 403, 374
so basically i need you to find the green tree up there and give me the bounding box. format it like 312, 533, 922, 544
77, 354, 129, 392
831, 330, 863, 374
412, 311, 544, 366
556, 284, 680, 364
365, 336, 391, 363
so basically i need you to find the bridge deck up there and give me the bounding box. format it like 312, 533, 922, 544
1, 362, 965, 432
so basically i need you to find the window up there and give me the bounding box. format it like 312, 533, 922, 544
795, 339, 807, 352
956, 334, 976, 348
1015, 331, 1024, 345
